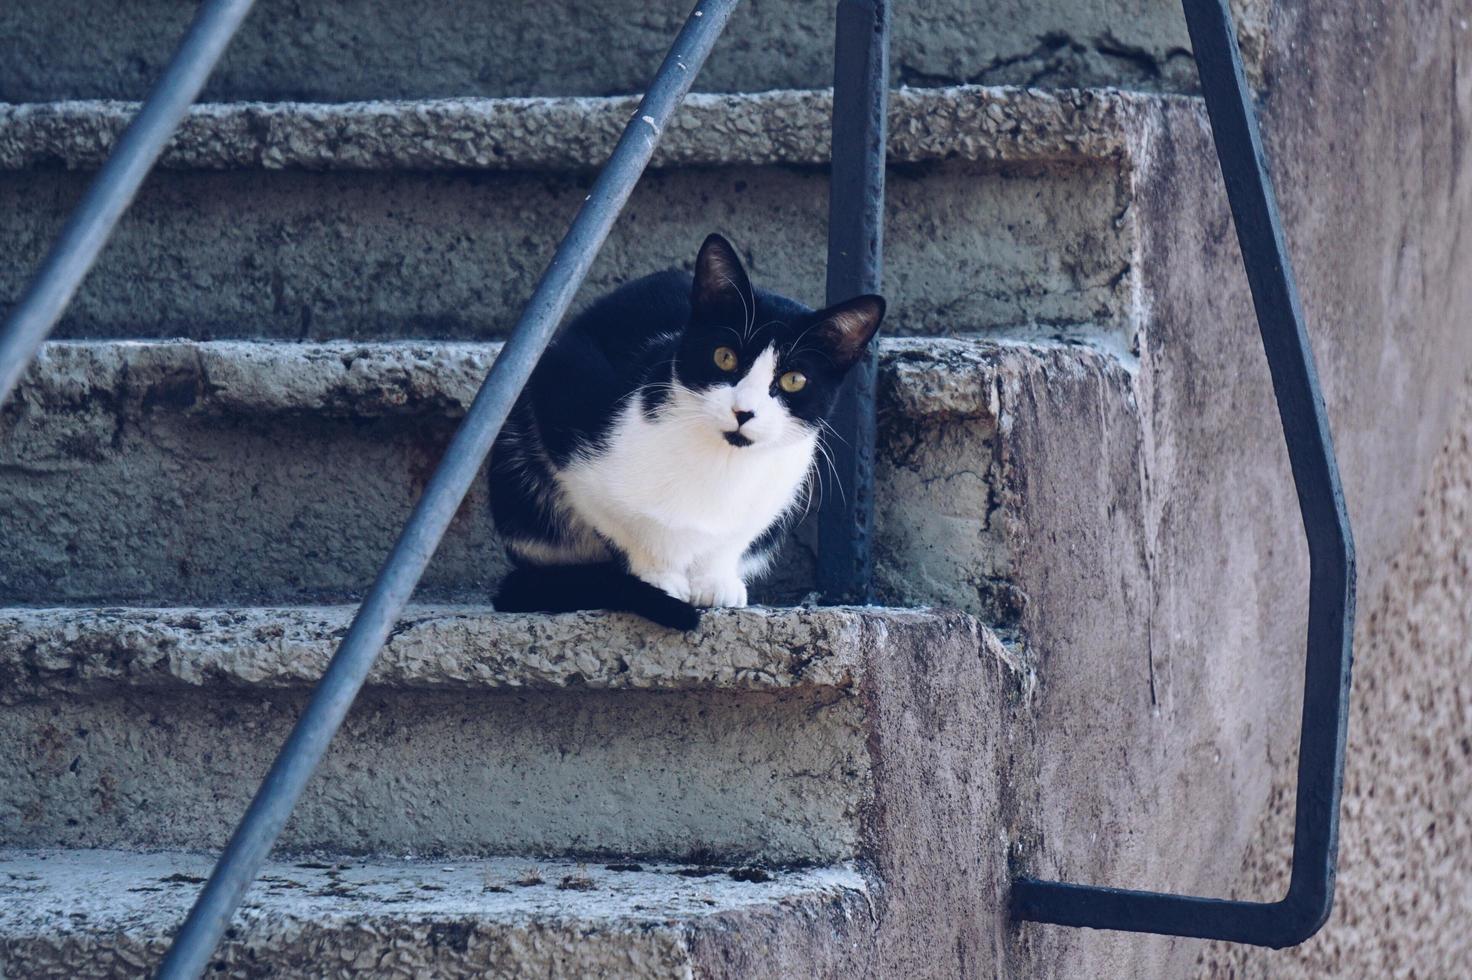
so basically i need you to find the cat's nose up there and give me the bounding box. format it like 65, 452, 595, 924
733, 410, 755, 427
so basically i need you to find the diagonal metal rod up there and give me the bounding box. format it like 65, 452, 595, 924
0, 0, 258, 408
153, 1, 740, 976
1011, 0, 1356, 949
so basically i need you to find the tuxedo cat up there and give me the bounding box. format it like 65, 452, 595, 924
490, 234, 884, 629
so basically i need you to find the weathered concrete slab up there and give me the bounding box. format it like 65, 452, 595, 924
8, 339, 503, 419
0, 605, 1030, 974
871, 336, 1140, 629
0, 0, 1463, 976
0, 604, 966, 701
0, 141, 1136, 344
0, 86, 1162, 348
2, 684, 870, 862
2, 340, 507, 604
0, 0, 1266, 103
0, 849, 872, 979
0, 337, 1132, 610
0, 87, 1180, 173
0, 606, 1020, 862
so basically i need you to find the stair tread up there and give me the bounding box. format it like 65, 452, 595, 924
3, 333, 1130, 612
0, 84, 1200, 174
0, 848, 864, 930
0, 604, 1013, 699
18, 333, 1123, 425
0, 848, 868, 976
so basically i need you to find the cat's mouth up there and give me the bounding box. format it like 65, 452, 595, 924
723, 431, 753, 448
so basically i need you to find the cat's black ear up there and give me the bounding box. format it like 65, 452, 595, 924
814, 294, 886, 370
692, 234, 755, 320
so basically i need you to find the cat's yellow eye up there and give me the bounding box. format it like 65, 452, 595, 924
713, 346, 739, 372
779, 370, 807, 393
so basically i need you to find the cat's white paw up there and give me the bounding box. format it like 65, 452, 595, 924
689, 574, 748, 609
640, 570, 692, 603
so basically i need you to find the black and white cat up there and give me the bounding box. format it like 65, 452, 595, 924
489, 234, 884, 629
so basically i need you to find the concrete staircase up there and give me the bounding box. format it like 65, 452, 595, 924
0, 606, 1027, 976
0, 4, 1283, 978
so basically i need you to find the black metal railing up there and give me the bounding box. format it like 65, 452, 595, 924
1011, 0, 1357, 949
0, 0, 258, 408
0, 0, 1355, 970
819, 0, 889, 603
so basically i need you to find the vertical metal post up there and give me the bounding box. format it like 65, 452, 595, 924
0, 0, 258, 408
820, 0, 890, 604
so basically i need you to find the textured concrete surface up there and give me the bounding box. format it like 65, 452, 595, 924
850, 608, 1035, 979
0, 0, 1467, 974
1257, 2, 1472, 606
0, 607, 1032, 975
0, 607, 887, 861
995, 76, 1304, 979
0, 87, 1174, 173
0, 850, 871, 979
1, 686, 866, 861
1, 341, 505, 603
0, 604, 893, 701
1007, 0, 1472, 972
873, 336, 1137, 630
0, 607, 1020, 866
1194, 373, 1472, 978
0, 336, 1125, 609
0, 121, 1136, 342
0, 0, 1266, 103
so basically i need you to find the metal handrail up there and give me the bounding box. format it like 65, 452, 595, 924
0, 0, 258, 407
152, 1, 741, 976
1011, 0, 1357, 948
818, 0, 889, 603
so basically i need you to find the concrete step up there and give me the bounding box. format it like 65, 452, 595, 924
0, 605, 1027, 863
0, 86, 1171, 345
0, 334, 1136, 614
0, 850, 873, 978
0, 0, 1259, 104
0, 605, 1028, 973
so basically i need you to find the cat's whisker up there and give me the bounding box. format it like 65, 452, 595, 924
794, 460, 821, 523
785, 319, 823, 355
811, 434, 845, 508
817, 418, 850, 449
719, 274, 755, 342
784, 343, 840, 367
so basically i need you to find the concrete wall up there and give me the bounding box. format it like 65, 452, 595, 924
1262, 2, 1472, 585
1180, 1, 1472, 972
1012, 1, 1472, 974
0, 0, 1267, 102
1207, 0, 1472, 969
1196, 370, 1472, 976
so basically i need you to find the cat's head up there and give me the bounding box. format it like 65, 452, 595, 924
671, 234, 885, 450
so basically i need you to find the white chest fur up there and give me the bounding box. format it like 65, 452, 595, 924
556, 390, 816, 602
